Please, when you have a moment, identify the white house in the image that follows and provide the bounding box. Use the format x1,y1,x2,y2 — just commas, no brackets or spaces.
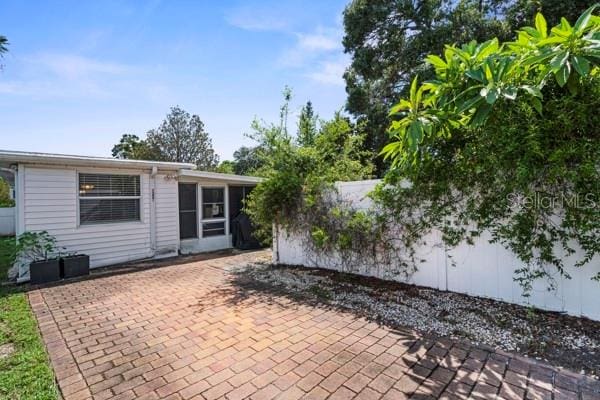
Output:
0,150,262,282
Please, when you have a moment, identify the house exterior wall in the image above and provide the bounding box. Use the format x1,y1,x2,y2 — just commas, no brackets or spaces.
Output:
12,162,257,281
20,165,155,271
154,174,179,257
276,180,600,321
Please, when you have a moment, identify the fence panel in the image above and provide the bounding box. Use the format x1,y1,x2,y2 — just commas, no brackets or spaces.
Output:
275,180,600,321
0,207,15,236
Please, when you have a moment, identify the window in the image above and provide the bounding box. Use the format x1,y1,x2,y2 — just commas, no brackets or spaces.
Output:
202,188,224,219
202,221,225,237
79,173,141,225
201,187,225,237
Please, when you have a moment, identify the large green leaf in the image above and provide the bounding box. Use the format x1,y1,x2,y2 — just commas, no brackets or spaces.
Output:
470,103,492,126
426,55,447,69
535,13,547,38
521,85,543,99
572,55,591,76
550,51,569,72
522,51,554,66
531,97,543,115
555,63,570,87
485,88,498,104
574,4,598,34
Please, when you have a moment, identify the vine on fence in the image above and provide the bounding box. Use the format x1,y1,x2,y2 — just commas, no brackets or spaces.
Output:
246,6,600,295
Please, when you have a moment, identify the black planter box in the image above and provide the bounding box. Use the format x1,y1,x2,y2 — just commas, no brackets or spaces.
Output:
61,255,90,279
29,259,61,284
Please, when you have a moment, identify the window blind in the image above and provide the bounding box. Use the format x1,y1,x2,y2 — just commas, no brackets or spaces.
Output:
79,174,141,225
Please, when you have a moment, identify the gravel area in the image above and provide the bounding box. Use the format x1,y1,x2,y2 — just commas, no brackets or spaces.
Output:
231,263,600,378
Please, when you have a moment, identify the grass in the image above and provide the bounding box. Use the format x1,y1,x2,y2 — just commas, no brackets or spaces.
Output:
0,236,15,281
0,236,58,399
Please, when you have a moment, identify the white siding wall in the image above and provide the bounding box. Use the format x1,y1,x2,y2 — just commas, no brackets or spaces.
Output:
154,175,179,256
276,180,600,321
21,165,153,271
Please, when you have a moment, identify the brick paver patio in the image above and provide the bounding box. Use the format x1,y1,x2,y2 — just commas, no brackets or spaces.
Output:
29,250,599,400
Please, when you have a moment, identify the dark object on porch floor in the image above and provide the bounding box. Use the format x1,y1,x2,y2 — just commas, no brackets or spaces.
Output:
231,212,261,250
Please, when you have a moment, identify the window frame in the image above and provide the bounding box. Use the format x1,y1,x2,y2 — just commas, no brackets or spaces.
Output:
200,185,227,238
77,171,143,227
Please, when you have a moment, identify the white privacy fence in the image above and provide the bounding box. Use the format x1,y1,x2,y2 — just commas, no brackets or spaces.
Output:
275,180,600,321
0,207,15,236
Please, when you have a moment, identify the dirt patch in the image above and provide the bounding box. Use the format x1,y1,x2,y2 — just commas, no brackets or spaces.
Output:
230,263,600,378
0,342,15,359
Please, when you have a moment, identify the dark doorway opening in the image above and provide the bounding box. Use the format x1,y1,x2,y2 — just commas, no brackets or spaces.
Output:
178,183,197,239
229,186,261,249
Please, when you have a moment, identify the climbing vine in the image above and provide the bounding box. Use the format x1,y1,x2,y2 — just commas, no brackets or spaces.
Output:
246,6,600,294
379,5,600,294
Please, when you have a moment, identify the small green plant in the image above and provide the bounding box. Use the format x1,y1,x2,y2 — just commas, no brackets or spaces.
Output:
15,231,60,263
308,284,332,300
310,227,329,249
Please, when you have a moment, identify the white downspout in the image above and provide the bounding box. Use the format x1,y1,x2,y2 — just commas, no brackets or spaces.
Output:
150,166,158,256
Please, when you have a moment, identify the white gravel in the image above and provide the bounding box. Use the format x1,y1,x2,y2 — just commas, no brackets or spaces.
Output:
237,264,600,357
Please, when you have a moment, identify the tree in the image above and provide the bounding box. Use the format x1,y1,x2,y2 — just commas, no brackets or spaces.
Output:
0,35,9,70
379,6,600,293
0,177,14,207
244,90,373,242
342,0,596,175
111,134,162,160
232,146,263,175
215,160,235,174
146,106,219,170
297,101,318,146
0,35,8,56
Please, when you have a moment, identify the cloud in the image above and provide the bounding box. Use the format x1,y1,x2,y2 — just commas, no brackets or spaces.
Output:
226,2,347,87
280,28,348,87
297,32,339,52
225,5,290,32
32,53,134,80
0,52,152,99
278,28,341,67
306,57,348,86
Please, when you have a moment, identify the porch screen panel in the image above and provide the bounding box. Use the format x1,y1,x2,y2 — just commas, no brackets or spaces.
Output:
179,183,198,239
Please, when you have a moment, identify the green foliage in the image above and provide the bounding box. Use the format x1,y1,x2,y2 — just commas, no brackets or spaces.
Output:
0,35,8,57
147,106,219,169
0,178,14,207
342,0,595,175
379,5,600,294
111,134,162,161
15,231,60,263
0,237,16,281
111,107,220,170
297,101,318,147
215,160,236,174
244,90,373,244
232,146,264,175
0,285,58,399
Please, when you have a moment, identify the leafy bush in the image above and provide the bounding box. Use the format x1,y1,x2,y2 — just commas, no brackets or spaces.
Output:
15,231,60,263
379,5,600,293
0,178,14,207
244,101,374,244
